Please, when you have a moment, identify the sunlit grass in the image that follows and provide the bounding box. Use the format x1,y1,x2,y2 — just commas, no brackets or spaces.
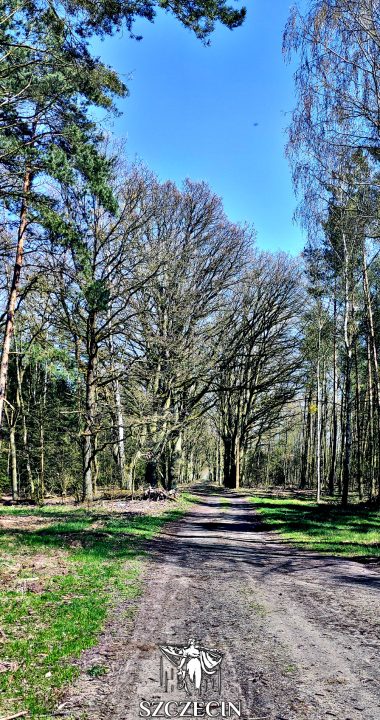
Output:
0,497,189,718
219,496,230,511
250,496,380,558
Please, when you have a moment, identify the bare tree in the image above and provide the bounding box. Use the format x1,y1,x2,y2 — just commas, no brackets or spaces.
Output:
129,179,251,488
217,253,302,489
48,165,155,500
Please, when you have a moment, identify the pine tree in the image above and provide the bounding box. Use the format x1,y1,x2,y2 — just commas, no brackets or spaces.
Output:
0,3,127,428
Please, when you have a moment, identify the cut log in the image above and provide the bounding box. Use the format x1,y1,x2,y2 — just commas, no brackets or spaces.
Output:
142,486,177,501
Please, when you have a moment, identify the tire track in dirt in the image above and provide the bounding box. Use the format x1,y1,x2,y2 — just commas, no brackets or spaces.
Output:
61,489,380,720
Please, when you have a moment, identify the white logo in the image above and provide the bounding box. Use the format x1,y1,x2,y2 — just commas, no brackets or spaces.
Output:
159,638,223,695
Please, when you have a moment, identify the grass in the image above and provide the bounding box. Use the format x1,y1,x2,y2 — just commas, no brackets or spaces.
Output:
250,496,380,559
0,497,189,719
248,601,267,618
219,496,230,510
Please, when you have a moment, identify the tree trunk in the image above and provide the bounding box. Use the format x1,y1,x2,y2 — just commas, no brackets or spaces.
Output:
265,440,271,487
300,388,312,488
342,234,353,508
362,246,380,500
145,459,158,487
0,167,33,429
166,433,182,490
38,362,48,502
235,435,240,489
9,419,18,501
354,341,363,500
366,338,375,499
108,311,129,490
321,360,329,493
342,362,352,508
223,435,237,488
316,326,322,503
15,355,34,498
112,378,128,488
83,312,97,502
328,294,338,495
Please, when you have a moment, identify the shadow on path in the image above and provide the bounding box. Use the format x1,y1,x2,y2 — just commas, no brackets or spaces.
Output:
146,487,380,591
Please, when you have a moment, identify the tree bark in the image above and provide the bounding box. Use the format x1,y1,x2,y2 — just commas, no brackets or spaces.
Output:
38,362,48,502
354,341,363,500
16,354,34,498
328,293,338,495
342,362,352,508
0,167,33,429
300,388,312,488
362,246,380,500
366,338,375,499
342,234,353,508
9,423,18,502
83,312,97,502
114,377,129,488
316,332,322,503
235,435,240,489
223,435,237,488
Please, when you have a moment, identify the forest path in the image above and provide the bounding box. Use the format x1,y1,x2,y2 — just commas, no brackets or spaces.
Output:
62,488,380,720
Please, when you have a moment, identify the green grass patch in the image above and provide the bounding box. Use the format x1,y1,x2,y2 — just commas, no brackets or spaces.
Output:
0,497,189,719
219,496,230,512
219,496,230,506
250,496,380,558
248,601,267,618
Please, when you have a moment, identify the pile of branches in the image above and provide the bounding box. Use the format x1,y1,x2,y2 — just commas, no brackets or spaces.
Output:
142,485,178,501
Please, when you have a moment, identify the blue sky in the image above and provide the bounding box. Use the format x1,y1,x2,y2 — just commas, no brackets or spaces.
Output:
93,1,305,255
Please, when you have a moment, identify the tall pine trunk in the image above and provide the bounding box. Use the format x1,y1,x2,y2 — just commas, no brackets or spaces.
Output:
0,168,33,429
342,233,353,508
316,323,322,503
328,293,338,495
300,388,312,488
362,245,380,500
83,312,97,502
354,342,362,500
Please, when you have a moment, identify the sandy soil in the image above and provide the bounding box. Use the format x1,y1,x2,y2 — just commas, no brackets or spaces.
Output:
0,496,178,517
0,498,174,595
58,489,380,720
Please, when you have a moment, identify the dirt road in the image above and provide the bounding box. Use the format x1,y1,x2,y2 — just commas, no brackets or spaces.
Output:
63,489,380,720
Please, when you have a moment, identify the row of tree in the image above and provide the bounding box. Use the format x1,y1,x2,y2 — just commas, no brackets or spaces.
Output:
0,152,301,500
0,0,261,502
255,0,380,505
2,0,380,506
0,0,304,502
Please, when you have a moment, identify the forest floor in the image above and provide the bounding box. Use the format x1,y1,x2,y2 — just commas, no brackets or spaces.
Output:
250,494,380,559
57,487,380,720
0,496,188,719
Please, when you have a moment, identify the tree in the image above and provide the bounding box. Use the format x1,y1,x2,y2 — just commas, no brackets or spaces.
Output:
129,179,250,488
284,0,380,190
0,3,129,429
268,158,380,505
300,249,334,501
0,0,247,431
284,0,380,504
46,164,154,500
217,253,302,489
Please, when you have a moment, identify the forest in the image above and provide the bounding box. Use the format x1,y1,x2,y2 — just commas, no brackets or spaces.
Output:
1,3,380,720
1,1,380,509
